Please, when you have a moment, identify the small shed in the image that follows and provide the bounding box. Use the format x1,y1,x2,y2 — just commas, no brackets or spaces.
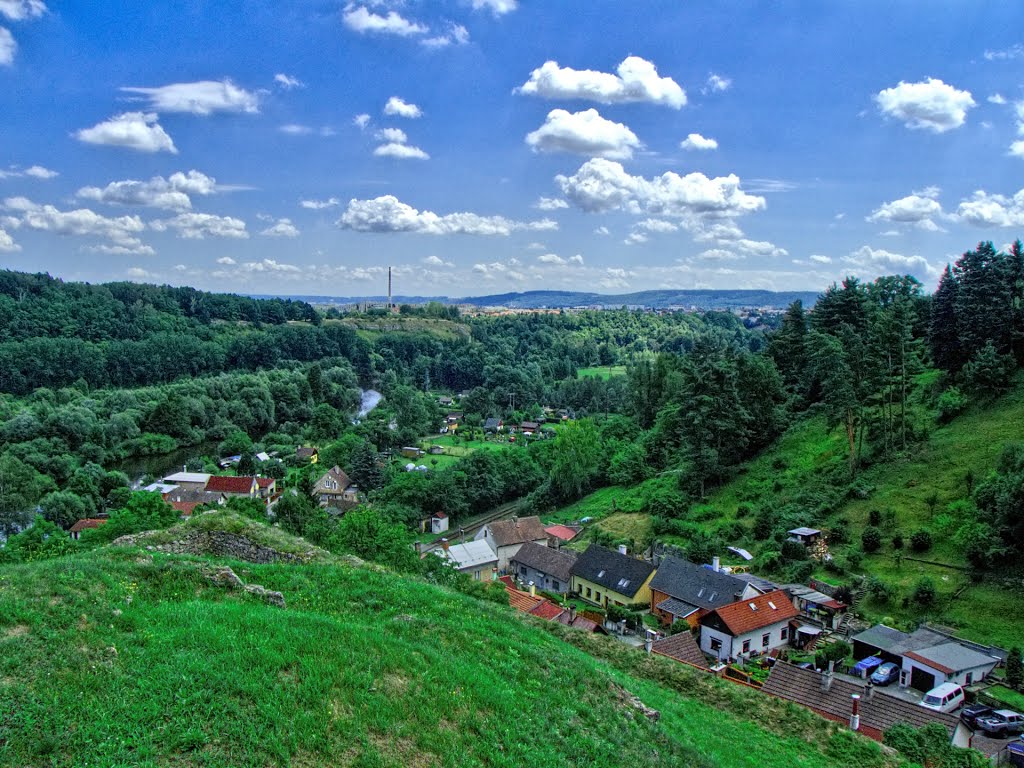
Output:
401,447,425,459
430,512,450,535
787,527,822,546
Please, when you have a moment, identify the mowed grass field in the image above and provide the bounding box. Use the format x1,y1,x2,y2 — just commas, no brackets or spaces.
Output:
0,517,903,768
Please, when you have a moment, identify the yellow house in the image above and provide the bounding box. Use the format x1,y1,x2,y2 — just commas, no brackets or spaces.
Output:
570,544,656,609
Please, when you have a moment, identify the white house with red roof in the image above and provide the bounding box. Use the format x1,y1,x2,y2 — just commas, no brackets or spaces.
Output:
698,589,799,662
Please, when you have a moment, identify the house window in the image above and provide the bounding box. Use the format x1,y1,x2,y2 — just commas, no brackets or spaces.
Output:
552,581,560,591
710,637,722,652
595,592,602,603
586,587,592,599
762,633,770,647
742,639,751,653
780,627,788,641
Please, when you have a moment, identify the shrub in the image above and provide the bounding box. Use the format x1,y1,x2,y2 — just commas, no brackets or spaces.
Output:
1008,647,1023,692
866,577,891,604
861,526,882,553
891,533,904,550
936,386,968,423
785,560,814,583
780,539,808,562
911,577,936,608
909,529,932,553
868,509,881,527
735,503,752,519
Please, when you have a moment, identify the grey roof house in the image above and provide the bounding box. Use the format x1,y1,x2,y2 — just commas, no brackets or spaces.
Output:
474,515,549,571
649,556,759,626
570,544,656,608
510,542,577,594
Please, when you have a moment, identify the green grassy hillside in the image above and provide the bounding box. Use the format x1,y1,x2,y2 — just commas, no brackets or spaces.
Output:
0,513,898,768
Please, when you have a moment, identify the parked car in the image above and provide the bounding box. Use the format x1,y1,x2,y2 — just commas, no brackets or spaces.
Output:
870,662,900,686
976,710,1024,737
960,703,994,728
919,683,965,714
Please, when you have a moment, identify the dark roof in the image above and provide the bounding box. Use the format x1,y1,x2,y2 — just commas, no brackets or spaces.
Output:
852,624,949,656
510,542,578,583
703,590,799,635
165,488,222,505
486,516,548,548
483,417,502,429
652,632,709,670
571,544,655,598
296,446,318,459
762,663,959,740
650,556,749,610
655,597,700,618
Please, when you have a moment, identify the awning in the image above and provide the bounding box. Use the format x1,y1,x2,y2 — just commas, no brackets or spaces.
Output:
853,656,884,673
796,625,823,636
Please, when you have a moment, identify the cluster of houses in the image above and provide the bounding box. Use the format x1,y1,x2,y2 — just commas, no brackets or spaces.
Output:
428,514,1008,753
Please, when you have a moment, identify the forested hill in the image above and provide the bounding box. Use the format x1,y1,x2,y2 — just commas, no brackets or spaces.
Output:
261,288,821,310
0,271,368,394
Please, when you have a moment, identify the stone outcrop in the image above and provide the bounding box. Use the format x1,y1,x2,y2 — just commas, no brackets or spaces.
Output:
611,683,660,723
201,565,286,609
111,530,312,564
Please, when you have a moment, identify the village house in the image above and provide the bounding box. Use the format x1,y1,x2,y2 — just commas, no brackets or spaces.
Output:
162,471,211,493
312,465,359,510
164,487,222,509
498,576,605,633
438,396,454,407
570,544,656,609
446,411,463,425
850,624,999,691
698,589,799,662
784,584,848,630
205,475,258,499
762,662,970,746
255,477,276,500
401,447,425,459
786,527,822,546
433,538,498,581
543,524,580,545
474,515,549,571
295,447,319,464
519,421,540,436
510,542,577,594
427,511,449,535
483,417,504,433
649,555,759,628
69,518,107,540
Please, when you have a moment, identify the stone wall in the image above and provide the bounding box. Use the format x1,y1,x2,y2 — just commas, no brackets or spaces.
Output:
112,530,310,565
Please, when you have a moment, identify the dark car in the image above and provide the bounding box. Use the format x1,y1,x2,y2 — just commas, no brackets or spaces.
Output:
977,710,1024,737
870,662,900,686
960,703,994,728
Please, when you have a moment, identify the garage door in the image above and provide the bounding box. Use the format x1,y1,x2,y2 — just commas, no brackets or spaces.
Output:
910,665,938,692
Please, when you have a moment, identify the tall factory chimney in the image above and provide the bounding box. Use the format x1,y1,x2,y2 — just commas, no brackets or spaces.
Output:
388,267,392,310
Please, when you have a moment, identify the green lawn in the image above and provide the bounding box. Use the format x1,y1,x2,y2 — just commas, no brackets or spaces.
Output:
0,515,903,768
577,365,628,380
985,684,1024,711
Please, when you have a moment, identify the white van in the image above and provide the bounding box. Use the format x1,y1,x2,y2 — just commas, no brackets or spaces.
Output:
919,683,965,713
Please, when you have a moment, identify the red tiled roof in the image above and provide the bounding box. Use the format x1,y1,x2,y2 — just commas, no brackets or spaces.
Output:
170,501,201,517
433,512,448,520
543,524,579,542
530,601,565,620
904,650,955,676
704,590,799,635
255,477,275,488
69,518,107,533
206,476,256,494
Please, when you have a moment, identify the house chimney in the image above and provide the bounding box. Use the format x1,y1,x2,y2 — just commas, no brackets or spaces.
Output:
821,661,835,692
529,581,536,597
865,681,875,700
618,544,628,556
459,527,465,543
569,606,577,623
713,556,721,572
441,538,449,551
850,694,861,731
644,637,653,654
491,567,498,581
512,515,518,527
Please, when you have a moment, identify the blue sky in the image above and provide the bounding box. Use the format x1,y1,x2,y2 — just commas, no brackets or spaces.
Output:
1,1,1023,297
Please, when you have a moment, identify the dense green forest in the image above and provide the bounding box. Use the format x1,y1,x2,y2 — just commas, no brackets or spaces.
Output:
2,241,1023,608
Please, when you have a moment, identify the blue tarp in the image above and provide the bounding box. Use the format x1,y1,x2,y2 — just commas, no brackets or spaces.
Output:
853,656,884,673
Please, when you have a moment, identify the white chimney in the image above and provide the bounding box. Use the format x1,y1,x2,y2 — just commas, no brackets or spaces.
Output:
618,544,628,556
850,694,861,731
713,556,721,572
441,538,449,551
644,637,653,654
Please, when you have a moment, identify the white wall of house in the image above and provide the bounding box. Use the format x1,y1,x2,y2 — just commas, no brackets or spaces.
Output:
700,621,792,662
900,657,997,689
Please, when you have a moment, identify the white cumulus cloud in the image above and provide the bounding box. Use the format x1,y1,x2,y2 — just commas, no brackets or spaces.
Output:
0,27,14,66
956,188,1024,227
2,196,150,252
77,170,218,211
374,142,429,159
300,197,340,210
376,127,408,143
0,164,58,179
259,218,299,237
535,197,568,210
556,158,765,221
121,79,260,116
875,77,976,132
704,73,731,93
517,56,686,109
353,113,371,129
0,1,44,20
525,108,641,160
471,0,516,14
343,5,426,36
274,73,304,90
75,112,177,154
422,23,469,48
338,195,557,236
384,96,422,118
217,256,236,265
150,212,248,239
0,226,19,251
537,253,565,264
423,255,453,267
843,245,939,280
680,133,718,151
867,190,945,230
